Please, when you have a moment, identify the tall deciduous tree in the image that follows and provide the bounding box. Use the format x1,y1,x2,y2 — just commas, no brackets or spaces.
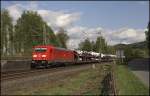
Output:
78,38,93,51
14,11,61,56
1,9,13,56
107,46,115,54
43,23,62,47
94,36,108,53
78,36,109,53
56,28,69,48
14,11,45,55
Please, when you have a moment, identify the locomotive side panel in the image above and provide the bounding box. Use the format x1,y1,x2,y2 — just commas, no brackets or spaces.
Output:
52,48,74,63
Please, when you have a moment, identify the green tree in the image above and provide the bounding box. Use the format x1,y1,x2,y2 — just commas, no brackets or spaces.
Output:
133,49,145,58
1,9,13,56
120,46,145,61
14,11,61,56
94,36,108,53
56,28,69,48
91,41,95,51
107,46,115,54
43,23,62,47
78,38,92,51
14,11,45,55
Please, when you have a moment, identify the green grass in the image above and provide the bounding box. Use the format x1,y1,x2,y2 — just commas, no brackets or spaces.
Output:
32,70,99,95
115,65,149,95
31,64,111,95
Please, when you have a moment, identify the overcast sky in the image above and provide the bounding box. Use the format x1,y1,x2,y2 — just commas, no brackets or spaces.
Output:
1,1,149,49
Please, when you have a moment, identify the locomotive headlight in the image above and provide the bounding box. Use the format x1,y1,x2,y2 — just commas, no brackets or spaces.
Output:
42,55,46,57
33,55,37,57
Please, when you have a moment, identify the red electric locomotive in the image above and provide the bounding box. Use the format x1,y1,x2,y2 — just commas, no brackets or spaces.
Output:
31,45,75,68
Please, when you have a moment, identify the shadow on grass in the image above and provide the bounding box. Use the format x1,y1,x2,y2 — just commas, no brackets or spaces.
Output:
100,73,112,95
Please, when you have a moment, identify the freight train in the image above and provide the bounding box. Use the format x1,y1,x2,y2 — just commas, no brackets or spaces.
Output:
31,45,116,68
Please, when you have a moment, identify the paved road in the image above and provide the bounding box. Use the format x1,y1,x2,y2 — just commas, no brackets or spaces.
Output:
128,58,149,87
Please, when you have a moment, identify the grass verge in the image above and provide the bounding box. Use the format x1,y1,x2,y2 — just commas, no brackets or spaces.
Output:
115,64,149,95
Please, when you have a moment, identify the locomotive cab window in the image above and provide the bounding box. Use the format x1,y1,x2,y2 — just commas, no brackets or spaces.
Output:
34,48,47,52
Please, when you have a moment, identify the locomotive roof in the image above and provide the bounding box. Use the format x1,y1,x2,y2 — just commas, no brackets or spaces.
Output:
34,45,53,48
34,45,73,52
54,47,73,52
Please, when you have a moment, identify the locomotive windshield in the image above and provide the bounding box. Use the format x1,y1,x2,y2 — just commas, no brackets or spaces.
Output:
34,48,47,52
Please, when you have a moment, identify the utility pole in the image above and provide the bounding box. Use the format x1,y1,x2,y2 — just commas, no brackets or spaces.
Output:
118,39,124,63
98,31,102,59
43,24,47,45
6,25,10,56
12,25,15,55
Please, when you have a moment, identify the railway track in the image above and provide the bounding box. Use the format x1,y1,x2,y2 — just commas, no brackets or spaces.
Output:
1,66,68,81
1,62,97,81
1,61,111,81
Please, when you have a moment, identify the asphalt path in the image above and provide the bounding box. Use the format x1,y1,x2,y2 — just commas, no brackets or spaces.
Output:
128,58,149,87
